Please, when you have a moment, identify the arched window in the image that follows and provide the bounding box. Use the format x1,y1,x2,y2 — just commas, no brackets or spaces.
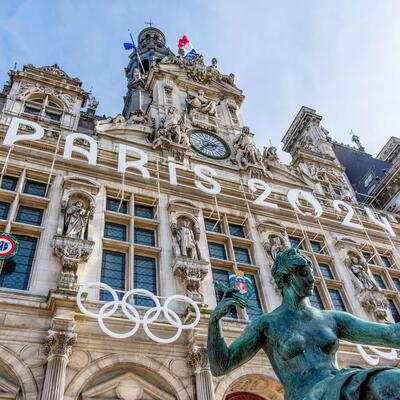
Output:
23,94,63,122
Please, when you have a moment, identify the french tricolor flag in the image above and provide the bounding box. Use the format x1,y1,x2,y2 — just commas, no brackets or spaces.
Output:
178,35,197,60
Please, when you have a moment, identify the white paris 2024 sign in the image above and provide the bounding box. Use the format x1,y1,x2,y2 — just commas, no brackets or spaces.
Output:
3,117,397,238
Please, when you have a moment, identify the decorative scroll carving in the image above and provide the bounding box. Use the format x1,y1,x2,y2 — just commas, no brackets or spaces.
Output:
17,81,75,112
43,330,77,358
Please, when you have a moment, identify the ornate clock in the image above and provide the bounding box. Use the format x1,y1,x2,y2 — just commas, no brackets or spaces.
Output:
189,130,230,159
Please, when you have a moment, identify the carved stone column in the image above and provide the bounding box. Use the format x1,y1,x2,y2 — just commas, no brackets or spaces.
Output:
41,330,77,400
188,346,215,400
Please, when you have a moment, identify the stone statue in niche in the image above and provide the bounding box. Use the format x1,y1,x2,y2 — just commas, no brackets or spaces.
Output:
187,89,217,116
346,255,378,291
232,126,262,167
64,200,91,240
172,219,202,260
265,235,287,260
262,146,280,166
345,252,388,320
208,247,400,400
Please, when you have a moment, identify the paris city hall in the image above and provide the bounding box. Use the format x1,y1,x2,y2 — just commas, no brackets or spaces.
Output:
0,26,399,400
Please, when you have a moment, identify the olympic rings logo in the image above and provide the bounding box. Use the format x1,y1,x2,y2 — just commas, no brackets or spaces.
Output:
77,282,201,344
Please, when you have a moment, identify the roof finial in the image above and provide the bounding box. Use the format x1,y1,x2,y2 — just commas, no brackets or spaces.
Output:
350,129,365,152
144,17,154,27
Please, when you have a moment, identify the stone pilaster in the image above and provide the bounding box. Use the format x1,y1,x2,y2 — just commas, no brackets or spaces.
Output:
41,330,77,400
188,345,215,400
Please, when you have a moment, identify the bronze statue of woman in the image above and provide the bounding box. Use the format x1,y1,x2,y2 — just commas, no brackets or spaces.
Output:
207,248,400,399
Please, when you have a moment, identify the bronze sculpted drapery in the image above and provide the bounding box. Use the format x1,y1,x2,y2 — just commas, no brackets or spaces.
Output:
207,248,400,400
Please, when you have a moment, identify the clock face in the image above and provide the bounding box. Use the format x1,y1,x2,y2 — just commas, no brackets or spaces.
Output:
189,131,230,159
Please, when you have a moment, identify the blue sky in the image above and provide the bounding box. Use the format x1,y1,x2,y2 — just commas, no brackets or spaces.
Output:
1,1,400,162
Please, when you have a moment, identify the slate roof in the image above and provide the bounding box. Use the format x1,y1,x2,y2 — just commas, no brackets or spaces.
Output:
332,142,392,203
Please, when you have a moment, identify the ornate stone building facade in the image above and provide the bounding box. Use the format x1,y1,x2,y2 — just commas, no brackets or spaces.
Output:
0,27,399,399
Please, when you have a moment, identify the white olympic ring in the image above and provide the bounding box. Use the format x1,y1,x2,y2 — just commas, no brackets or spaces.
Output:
77,282,201,343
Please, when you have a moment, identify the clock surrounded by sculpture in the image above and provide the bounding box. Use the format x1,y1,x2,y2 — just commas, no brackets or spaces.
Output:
189,130,230,159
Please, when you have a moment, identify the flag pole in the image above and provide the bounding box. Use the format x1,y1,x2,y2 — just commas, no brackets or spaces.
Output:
129,30,146,74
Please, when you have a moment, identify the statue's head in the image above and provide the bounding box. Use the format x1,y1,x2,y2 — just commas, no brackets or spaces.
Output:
272,247,314,298
75,201,83,208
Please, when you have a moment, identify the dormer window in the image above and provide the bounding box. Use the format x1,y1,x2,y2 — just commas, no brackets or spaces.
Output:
23,94,63,122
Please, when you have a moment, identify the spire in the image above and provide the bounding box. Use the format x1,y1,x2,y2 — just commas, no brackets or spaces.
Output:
123,26,173,118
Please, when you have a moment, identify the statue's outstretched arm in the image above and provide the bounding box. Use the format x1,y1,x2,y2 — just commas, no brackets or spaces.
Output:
332,311,400,349
207,288,266,376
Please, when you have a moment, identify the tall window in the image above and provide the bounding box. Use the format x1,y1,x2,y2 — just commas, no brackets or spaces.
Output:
24,95,63,122
319,263,334,280
1,175,18,191
204,218,222,233
328,289,347,312
24,180,47,197
228,223,245,238
0,236,37,290
16,206,43,226
288,236,303,250
100,250,125,301
0,202,10,220
208,242,227,260
381,256,393,269
106,197,128,214
134,255,157,307
388,300,400,323
104,222,127,241
134,204,154,219
310,287,325,309
134,228,155,247
234,247,251,264
245,274,262,320
212,268,237,319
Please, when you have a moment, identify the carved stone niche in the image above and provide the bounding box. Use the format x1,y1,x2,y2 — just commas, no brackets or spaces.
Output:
168,200,208,303
52,176,99,291
335,237,388,321
257,219,290,261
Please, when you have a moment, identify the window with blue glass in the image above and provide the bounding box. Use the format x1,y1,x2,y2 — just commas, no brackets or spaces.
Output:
208,242,227,260
289,236,303,250
381,256,392,269
0,202,10,220
362,252,374,264
228,223,245,238
134,255,157,307
134,228,155,247
392,278,400,292
389,299,400,323
1,175,18,191
310,287,325,309
319,263,334,280
16,206,43,226
373,274,386,289
212,268,237,318
204,218,222,233
310,240,324,254
328,289,347,312
134,204,154,219
0,235,37,290
245,274,262,320
24,180,47,197
104,222,127,241
234,247,251,264
106,197,128,214
100,250,125,301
